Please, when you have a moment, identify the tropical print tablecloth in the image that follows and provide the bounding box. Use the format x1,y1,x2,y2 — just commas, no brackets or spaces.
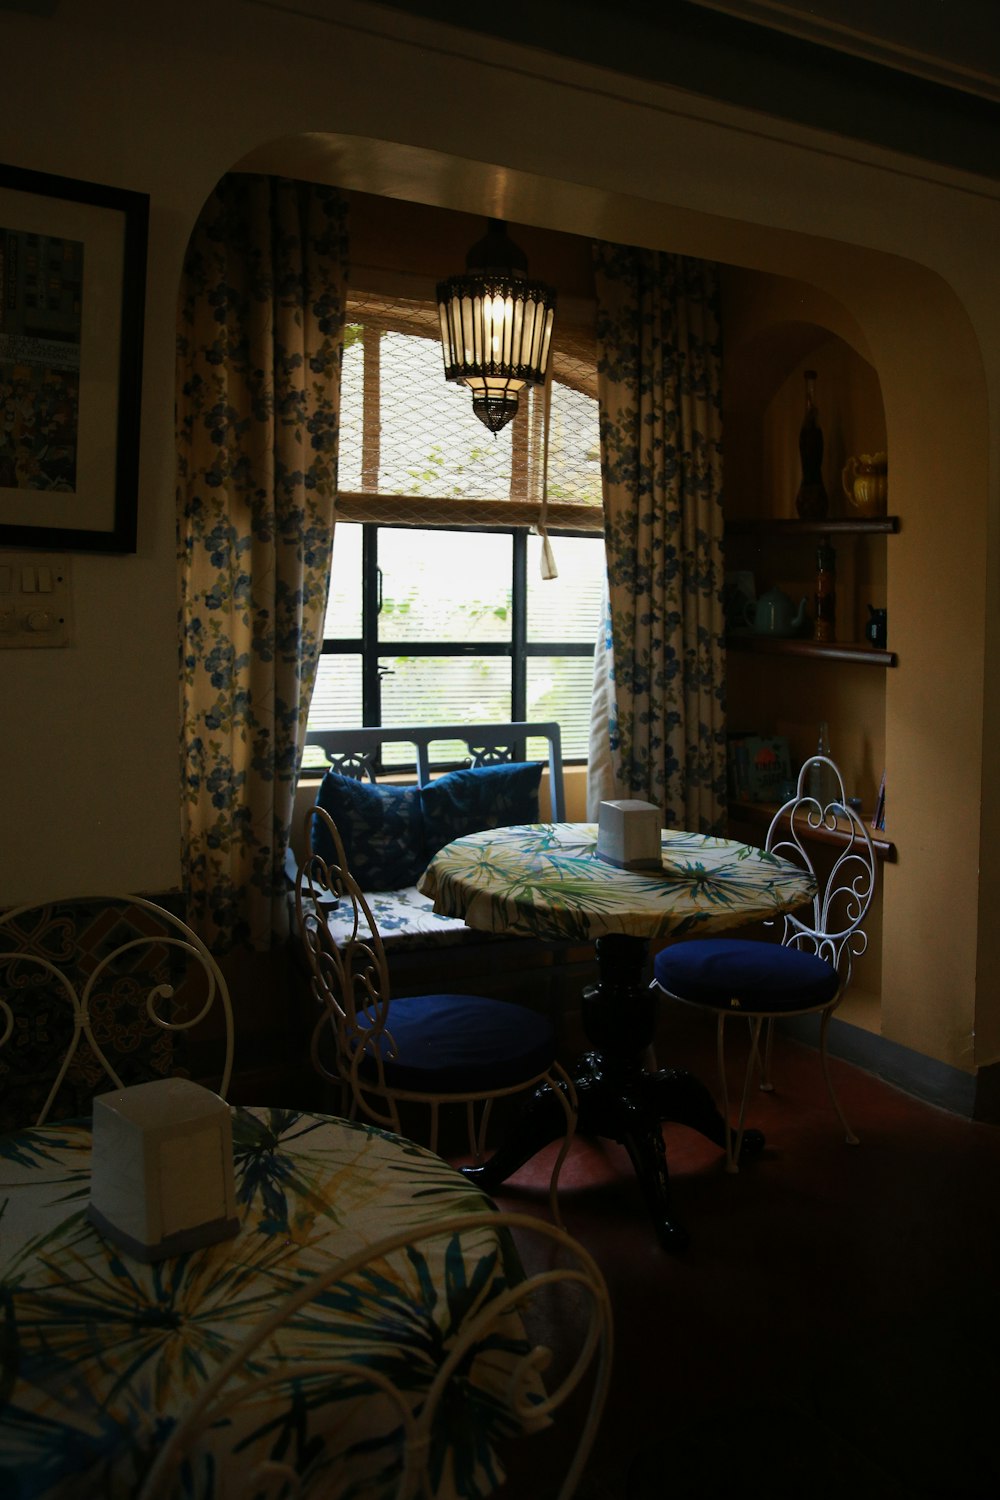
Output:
0,1108,537,1500
418,823,816,943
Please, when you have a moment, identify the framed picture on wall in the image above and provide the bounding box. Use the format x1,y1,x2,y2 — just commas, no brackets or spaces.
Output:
0,163,148,553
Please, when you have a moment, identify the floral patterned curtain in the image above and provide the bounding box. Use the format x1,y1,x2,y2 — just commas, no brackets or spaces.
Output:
587,244,726,833
177,175,348,952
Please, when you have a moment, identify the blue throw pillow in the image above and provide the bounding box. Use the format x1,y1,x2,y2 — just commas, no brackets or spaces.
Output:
312,773,428,890
421,761,543,857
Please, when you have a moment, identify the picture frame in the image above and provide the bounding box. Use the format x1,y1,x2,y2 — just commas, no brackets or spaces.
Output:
0,163,148,553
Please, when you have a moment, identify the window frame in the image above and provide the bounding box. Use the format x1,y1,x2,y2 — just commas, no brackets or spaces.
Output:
317,519,602,762
310,288,605,771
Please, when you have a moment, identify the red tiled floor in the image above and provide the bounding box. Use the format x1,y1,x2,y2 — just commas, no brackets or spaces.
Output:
449,1002,1000,1498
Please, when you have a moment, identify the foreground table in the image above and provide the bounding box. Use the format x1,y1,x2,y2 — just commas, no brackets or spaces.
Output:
0,1107,546,1500
418,822,816,1250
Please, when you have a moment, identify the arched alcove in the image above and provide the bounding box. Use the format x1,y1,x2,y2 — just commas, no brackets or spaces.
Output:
214,128,992,1075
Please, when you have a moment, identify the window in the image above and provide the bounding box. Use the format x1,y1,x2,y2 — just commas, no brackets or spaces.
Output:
304,292,605,770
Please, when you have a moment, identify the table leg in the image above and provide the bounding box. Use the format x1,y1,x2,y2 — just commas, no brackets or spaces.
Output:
464,932,763,1250
462,1046,686,1249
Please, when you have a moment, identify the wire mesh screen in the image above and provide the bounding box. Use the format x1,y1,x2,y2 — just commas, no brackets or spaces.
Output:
337,292,602,510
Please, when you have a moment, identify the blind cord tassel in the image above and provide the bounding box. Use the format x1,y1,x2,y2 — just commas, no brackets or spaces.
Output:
533,363,558,580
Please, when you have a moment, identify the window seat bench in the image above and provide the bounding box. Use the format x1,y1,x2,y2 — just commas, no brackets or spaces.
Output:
288,721,595,1019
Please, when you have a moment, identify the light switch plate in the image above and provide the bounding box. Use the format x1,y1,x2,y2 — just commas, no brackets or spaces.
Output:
0,551,72,648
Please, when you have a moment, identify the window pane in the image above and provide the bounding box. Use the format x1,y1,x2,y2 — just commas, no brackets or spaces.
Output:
324,521,362,637
302,656,363,768
379,656,512,766
527,534,605,644
527,656,595,761
378,530,513,643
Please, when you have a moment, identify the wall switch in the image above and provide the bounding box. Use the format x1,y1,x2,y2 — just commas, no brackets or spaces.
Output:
0,552,73,648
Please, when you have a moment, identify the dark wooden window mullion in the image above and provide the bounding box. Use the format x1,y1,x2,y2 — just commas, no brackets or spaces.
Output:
511,530,527,722
362,525,381,724
359,323,383,725
377,641,511,656
524,642,594,656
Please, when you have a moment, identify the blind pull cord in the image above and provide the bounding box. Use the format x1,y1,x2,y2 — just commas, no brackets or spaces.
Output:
533,364,558,580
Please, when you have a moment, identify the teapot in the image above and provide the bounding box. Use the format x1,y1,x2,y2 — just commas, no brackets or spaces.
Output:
842,452,887,516
748,586,808,638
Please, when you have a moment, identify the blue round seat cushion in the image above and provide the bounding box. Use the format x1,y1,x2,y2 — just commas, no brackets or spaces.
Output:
653,937,839,1013
355,993,558,1093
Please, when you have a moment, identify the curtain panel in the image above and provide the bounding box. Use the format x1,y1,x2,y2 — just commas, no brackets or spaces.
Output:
177,175,348,952
588,245,727,833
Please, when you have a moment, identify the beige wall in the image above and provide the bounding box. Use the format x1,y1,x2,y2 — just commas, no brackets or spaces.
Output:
2,0,999,1074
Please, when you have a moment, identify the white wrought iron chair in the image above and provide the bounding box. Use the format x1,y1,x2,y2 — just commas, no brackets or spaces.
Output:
295,805,577,1222
0,894,233,1129
137,1209,612,1500
651,756,877,1171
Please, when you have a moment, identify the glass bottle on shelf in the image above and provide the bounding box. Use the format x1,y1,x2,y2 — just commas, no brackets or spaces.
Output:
807,721,838,808
814,535,836,642
795,369,829,520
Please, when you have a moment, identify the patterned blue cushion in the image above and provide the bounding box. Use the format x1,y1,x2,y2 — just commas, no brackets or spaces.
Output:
313,774,428,889
653,937,840,1012
421,762,543,857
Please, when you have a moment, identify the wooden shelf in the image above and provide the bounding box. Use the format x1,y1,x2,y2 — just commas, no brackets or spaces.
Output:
726,633,896,667
725,515,900,538
728,799,896,862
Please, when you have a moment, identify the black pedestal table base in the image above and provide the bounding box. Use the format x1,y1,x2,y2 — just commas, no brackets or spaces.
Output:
462,932,764,1251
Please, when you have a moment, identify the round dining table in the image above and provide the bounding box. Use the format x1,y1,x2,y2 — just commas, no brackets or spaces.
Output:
0,1106,543,1500
418,822,817,1251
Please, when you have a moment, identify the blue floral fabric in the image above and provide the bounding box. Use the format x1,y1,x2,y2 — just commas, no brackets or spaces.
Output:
588,244,727,834
421,762,543,857
177,175,349,952
313,773,428,889
312,762,543,891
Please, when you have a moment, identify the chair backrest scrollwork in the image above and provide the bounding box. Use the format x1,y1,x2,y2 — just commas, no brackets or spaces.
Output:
766,755,878,987
296,806,401,1129
136,1210,612,1500
0,895,233,1131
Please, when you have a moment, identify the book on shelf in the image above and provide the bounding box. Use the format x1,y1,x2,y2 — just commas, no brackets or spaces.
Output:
872,768,886,831
727,734,792,804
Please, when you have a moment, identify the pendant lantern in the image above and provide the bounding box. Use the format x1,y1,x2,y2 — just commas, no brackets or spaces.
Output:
436,218,556,434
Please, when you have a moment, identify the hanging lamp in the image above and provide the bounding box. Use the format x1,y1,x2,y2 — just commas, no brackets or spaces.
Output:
436,218,556,434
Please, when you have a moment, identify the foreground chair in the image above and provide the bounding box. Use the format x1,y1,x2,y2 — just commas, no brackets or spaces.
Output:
0,894,233,1129
137,1209,612,1500
651,755,877,1171
296,805,577,1221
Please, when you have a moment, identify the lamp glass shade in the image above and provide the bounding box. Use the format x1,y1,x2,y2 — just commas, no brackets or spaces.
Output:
437,266,556,433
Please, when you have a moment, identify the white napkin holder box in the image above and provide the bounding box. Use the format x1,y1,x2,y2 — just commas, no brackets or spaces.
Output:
596,799,663,871
88,1077,239,1262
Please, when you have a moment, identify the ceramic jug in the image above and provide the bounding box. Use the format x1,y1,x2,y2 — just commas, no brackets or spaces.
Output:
749,587,808,638
842,452,887,516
